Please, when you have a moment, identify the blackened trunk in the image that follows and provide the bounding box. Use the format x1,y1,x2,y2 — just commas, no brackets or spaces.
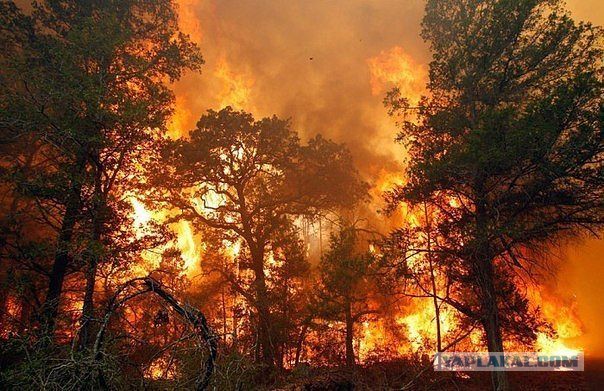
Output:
345,300,355,367
479,257,509,391
221,286,227,343
42,194,80,336
294,323,309,366
424,202,442,352
42,155,85,336
78,162,104,350
232,292,239,351
484,313,509,391
256,297,275,368
475,184,509,391
252,248,275,369
78,253,98,349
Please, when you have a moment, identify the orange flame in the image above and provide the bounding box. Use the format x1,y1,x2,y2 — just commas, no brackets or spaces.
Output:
214,56,255,110
367,46,427,105
145,356,177,380
530,286,583,356
129,197,202,277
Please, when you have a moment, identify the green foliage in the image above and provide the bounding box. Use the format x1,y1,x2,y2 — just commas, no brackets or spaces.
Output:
313,223,380,365
385,0,603,352
0,336,124,390
0,0,203,333
316,225,375,318
148,106,367,366
208,351,271,391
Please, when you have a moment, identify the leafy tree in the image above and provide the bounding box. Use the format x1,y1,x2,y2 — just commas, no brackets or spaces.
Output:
149,107,367,369
314,223,379,367
386,1,603,389
0,0,202,339
263,222,311,367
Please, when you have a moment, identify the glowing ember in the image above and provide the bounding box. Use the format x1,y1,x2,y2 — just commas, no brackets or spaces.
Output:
145,356,177,380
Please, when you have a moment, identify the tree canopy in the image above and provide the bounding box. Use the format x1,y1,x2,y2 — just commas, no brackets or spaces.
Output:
386,1,603,389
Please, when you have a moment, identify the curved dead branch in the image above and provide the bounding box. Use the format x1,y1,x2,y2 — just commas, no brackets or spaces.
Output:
93,276,217,390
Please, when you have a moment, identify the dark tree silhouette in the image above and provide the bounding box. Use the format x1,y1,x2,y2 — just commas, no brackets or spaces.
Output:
148,107,367,369
314,222,379,367
0,0,202,339
386,1,603,389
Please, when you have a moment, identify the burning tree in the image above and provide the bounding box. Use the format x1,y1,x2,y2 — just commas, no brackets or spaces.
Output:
0,0,202,340
148,107,367,370
385,0,603,390
313,222,380,367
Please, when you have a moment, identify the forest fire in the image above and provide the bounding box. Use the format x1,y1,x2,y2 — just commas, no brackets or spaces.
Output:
531,288,583,357
214,57,255,112
367,46,427,105
1,0,602,390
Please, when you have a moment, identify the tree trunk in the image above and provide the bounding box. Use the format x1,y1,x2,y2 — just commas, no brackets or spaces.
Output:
232,292,239,351
251,248,275,369
424,202,442,352
42,154,85,336
79,162,104,350
294,323,309,366
479,258,509,391
344,300,355,367
78,249,99,349
475,185,509,391
221,286,227,343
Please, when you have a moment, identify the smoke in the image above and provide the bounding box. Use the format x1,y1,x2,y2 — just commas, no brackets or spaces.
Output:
168,0,604,356
548,0,604,358
553,238,604,357
170,0,428,178
169,0,602,177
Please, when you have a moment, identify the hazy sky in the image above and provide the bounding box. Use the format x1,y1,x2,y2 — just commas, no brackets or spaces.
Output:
171,0,602,175
170,0,604,355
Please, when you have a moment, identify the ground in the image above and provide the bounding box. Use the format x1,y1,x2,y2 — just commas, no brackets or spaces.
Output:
259,358,604,390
